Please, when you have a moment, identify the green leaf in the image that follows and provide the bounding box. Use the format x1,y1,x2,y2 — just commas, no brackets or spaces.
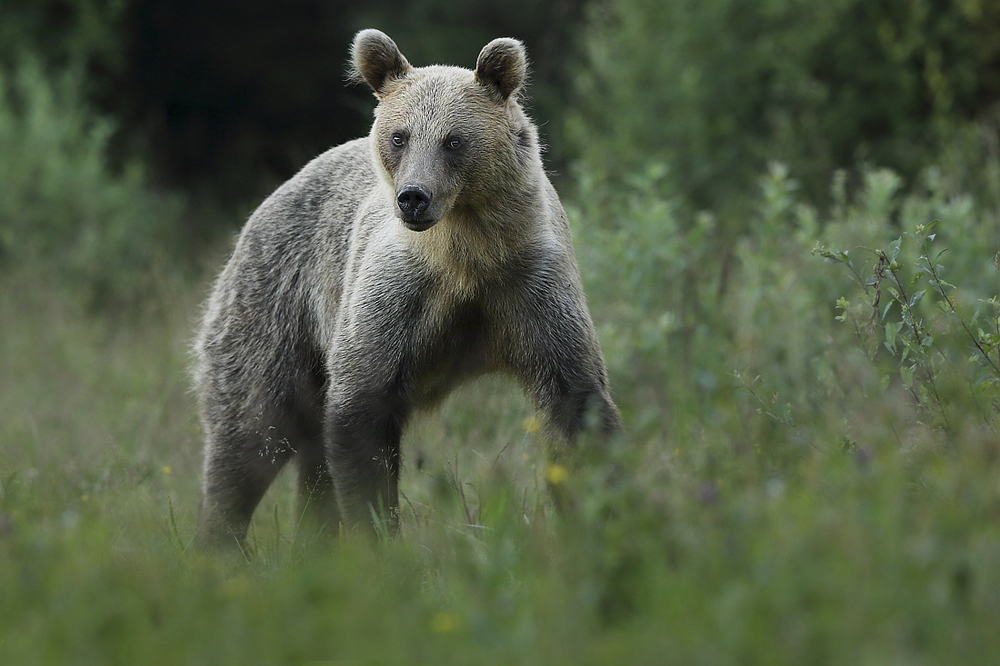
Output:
814,248,839,263
880,374,892,392
882,300,894,320
884,321,902,352
900,365,914,390
889,237,902,262
909,290,926,309
781,403,795,427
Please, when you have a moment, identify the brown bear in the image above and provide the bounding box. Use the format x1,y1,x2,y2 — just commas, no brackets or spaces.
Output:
193,29,620,548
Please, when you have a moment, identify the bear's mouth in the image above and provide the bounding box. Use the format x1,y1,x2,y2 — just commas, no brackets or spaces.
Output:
401,217,438,232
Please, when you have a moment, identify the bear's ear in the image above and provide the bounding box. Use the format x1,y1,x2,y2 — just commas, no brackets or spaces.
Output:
351,29,412,98
474,38,527,103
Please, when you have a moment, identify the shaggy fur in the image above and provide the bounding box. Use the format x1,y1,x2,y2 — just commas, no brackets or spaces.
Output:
193,30,620,548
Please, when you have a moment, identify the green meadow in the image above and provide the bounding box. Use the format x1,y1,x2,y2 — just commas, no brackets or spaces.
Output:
3,0,1000,662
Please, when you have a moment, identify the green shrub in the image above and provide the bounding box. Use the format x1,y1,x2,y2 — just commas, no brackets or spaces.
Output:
573,150,1000,453
818,221,1000,433
0,59,183,307
567,0,1000,215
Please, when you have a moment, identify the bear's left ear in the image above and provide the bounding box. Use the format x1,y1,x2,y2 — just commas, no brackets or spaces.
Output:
475,38,527,103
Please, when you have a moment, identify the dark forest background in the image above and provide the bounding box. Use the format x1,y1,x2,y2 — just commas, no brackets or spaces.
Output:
0,0,586,202
5,0,1000,207
3,0,1000,282
3,0,1000,300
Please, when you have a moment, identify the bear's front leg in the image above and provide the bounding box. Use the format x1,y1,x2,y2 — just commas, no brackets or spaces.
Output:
500,273,622,446
324,389,408,537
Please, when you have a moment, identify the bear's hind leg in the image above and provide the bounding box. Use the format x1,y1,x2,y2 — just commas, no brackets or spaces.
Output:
196,431,295,551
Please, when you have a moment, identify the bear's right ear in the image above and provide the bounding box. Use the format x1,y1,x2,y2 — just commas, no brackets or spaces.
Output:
351,29,412,98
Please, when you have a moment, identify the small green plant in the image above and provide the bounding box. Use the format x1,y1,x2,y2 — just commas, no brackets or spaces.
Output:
816,220,1000,431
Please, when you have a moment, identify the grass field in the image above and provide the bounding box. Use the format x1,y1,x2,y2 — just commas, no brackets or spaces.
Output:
2,163,1000,663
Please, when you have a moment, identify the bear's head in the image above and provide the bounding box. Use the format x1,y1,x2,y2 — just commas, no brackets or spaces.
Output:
351,29,538,232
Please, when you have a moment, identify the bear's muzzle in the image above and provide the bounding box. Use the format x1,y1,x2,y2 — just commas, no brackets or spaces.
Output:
396,185,437,231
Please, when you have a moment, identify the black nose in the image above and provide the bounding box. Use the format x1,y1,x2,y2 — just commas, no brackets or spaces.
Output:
396,185,432,217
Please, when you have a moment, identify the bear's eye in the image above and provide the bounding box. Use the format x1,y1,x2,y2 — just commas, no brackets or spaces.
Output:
444,137,463,150
391,133,407,148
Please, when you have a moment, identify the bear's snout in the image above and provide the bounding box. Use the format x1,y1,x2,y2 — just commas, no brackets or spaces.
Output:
396,185,435,230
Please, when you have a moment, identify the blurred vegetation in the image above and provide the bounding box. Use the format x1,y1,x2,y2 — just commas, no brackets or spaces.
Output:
2,0,1000,662
0,59,183,307
0,0,585,201
569,0,1000,214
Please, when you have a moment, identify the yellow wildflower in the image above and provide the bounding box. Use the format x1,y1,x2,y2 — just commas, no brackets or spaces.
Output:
545,463,569,485
431,611,459,633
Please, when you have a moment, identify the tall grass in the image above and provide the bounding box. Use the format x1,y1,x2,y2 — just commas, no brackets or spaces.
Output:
3,163,1000,662
2,61,1000,664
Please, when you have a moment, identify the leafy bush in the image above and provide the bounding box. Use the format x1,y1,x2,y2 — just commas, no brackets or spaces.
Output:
0,59,183,307
572,148,1000,454
567,0,1000,214
818,221,1000,432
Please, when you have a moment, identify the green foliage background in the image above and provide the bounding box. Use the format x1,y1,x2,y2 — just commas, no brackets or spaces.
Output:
2,0,1000,662
571,0,1000,212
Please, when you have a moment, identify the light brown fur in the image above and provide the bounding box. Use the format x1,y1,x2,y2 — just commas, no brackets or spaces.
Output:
193,30,620,548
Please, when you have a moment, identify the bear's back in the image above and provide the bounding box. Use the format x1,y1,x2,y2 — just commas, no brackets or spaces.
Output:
246,137,377,242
